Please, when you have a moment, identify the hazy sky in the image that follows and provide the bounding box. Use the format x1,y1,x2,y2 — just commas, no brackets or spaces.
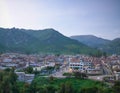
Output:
0,0,120,40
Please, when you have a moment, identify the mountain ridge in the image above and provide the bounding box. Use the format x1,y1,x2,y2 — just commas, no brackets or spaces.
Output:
0,27,97,54
70,35,111,48
70,35,120,54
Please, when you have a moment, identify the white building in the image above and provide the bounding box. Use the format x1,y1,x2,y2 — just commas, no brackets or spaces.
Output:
69,61,94,73
114,71,120,80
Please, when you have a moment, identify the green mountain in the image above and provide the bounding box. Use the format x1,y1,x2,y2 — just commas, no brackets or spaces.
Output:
71,35,120,54
103,38,120,54
70,35,110,48
0,27,97,54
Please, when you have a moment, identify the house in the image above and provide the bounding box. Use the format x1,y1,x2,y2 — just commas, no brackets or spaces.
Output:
25,74,35,83
69,61,95,73
15,72,35,83
114,71,120,80
15,72,25,81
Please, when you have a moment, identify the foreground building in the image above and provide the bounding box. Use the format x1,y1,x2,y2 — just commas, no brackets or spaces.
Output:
15,72,35,83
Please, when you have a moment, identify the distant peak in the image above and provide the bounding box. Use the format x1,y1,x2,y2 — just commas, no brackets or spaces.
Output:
44,28,55,30
71,35,97,37
43,28,58,32
113,38,120,41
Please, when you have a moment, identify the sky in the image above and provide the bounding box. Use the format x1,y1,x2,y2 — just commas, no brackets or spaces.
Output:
0,0,120,40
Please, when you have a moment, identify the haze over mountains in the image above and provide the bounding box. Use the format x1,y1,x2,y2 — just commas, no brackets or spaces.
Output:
0,27,97,54
70,35,120,54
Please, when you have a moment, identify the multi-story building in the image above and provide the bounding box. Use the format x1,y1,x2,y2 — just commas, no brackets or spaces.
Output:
69,60,95,73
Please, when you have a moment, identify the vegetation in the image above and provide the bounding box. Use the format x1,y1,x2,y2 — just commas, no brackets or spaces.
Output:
71,35,120,54
0,68,19,93
40,66,55,75
24,67,34,74
0,27,98,54
112,81,120,93
89,50,107,57
70,35,110,48
74,72,88,79
29,76,111,93
104,38,120,55
0,68,120,93
63,72,73,77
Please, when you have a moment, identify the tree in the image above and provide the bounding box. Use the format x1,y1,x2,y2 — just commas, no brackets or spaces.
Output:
65,82,74,93
9,71,19,93
49,75,54,82
22,83,30,93
58,82,74,93
0,69,19,93
0,72,3,82
28,82,37,93
59,83,65,93
9,71,18,84
74,72,88,79
1,76,11,93
45,85,56,93
4,68,11,72
80,87,99,93
103,52,107,58
25,67,33,74
112,81,120,93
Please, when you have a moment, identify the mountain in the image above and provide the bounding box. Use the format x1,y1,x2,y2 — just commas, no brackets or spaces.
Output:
70,35,120,54
70,35,110,48
0,28,97,54
103,38,120,54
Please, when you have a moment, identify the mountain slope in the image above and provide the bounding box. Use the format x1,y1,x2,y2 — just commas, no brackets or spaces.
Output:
103,38,120,54
70,35,120,54
70,35,110,48
0,28,97,54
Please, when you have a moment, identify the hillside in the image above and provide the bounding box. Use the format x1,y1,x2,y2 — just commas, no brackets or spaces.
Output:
71,35,120,54
0,28,97,54
103,38,120,54
70,35,110,48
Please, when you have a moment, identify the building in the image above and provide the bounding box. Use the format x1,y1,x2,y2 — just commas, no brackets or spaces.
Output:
15,72,35,83
15,72,25,81
69,61,95,73
114,71,120,80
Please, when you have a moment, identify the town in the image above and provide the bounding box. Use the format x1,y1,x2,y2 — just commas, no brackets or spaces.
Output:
0,53,120,83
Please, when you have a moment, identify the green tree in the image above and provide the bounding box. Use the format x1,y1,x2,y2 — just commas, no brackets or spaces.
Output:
0,69,19,93
1,76,11,93
45,85,56,93
0,72,3,82
25,67,33,74
112,81,120,93
59,83,65,93
65,82,74,93
80,87,99,93
4,68,11,72
49,75,54,83
22,83,30,93
9,71,18,84
74,72,87,79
